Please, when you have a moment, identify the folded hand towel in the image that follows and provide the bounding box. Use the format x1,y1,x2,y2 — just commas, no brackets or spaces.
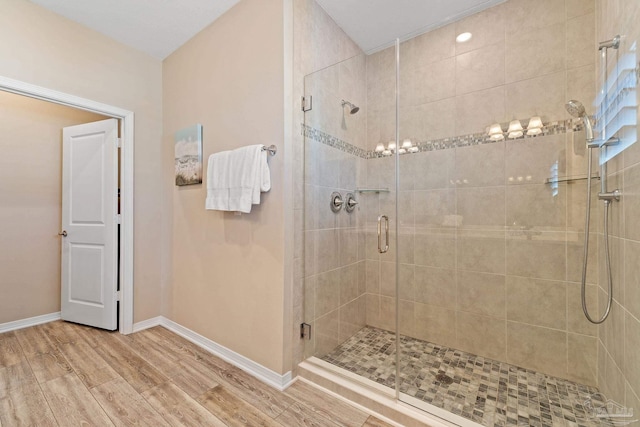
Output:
205,150,231,211
205,144,271,213
253,148,271,204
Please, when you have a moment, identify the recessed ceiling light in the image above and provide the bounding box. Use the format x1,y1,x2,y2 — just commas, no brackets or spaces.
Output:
456,32,472,43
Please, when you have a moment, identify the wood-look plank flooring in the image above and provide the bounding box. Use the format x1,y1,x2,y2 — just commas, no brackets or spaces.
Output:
0,321,395,427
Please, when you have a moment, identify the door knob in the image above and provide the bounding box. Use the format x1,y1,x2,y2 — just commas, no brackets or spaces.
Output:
58,230,67,237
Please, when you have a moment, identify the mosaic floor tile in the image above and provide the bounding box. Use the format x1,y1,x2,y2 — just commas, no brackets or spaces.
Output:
322,327,610,427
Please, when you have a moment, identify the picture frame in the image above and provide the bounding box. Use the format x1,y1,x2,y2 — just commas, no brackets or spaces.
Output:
174,124,203,186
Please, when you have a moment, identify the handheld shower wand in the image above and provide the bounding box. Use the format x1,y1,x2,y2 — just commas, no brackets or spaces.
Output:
565,100,594,143
566,99,616,324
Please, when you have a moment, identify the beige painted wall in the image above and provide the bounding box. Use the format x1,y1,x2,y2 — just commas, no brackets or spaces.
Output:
163,0,287,374
0,0,164,323
0,91,106,323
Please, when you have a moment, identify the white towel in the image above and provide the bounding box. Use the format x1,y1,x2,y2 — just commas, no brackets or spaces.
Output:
254,148,271,203
227,145,258,213
205,150,231,211
205,144,271,213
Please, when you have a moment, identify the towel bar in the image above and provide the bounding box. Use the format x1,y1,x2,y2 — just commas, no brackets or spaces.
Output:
262,145,277,156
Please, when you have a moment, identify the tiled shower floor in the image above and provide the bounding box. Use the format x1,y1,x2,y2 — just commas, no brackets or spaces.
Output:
322,327,608,427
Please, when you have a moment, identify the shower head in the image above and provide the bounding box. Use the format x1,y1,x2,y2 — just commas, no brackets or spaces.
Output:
341,100,360,115
565,100,586,117
565,100,594,142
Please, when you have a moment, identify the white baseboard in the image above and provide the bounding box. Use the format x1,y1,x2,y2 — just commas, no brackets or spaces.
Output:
0,312,61,334
132,316,163,332
132,316,294,391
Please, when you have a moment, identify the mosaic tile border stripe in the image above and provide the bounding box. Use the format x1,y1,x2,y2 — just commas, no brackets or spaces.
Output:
302,124,369,158
302,118,588,160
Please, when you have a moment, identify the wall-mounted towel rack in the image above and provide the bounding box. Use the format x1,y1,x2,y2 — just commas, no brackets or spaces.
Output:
262,145,277,156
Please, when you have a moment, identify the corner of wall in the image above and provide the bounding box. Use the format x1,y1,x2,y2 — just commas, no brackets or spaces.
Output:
163,0,288,375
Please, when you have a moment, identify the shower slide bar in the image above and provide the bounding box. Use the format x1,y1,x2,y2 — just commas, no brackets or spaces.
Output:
570,34,623,324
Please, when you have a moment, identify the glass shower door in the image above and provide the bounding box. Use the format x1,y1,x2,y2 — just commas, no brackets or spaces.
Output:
395,3,608,426
301,48,400,394
301,52,381,359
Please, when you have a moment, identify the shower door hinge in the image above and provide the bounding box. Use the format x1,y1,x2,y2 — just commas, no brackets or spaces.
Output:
116,138,121,148
300,323,311,340
301,95,312,112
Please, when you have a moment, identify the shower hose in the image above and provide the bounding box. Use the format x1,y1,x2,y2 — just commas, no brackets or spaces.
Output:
582,146,613,324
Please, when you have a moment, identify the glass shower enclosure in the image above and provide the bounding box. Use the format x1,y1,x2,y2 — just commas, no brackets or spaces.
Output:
301,4,625,424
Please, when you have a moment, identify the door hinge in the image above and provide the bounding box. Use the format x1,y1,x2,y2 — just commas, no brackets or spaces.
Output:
116,290,122,301
300,323,311,340
116,138,121,148
116,214,122,224
301,95,312,112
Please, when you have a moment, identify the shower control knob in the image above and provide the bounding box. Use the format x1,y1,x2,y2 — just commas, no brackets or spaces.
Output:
330,192,344,213
345,193,358,213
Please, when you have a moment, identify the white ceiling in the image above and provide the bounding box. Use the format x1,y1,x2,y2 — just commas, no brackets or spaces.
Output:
29,0,505,59
28,0,240,60
315,0,506,53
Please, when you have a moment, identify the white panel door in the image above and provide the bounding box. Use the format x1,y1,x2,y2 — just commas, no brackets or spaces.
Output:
61,119,118,330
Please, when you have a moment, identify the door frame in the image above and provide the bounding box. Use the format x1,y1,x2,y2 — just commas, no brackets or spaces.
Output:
0,75,135,334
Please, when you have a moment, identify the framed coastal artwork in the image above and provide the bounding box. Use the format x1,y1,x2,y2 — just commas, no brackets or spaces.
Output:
174,124,203,186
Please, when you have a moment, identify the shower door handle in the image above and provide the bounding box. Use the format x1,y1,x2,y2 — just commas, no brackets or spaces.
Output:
377,215,389,253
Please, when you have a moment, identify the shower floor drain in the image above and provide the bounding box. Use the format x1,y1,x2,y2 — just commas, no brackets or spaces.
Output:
435,373,454,385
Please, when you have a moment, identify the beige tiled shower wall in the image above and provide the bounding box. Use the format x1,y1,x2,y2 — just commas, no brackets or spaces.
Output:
595,0,640,413
364,0,601,385
292,0,363,371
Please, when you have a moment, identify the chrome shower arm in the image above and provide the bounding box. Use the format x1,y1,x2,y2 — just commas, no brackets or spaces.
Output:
599,35,620,50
